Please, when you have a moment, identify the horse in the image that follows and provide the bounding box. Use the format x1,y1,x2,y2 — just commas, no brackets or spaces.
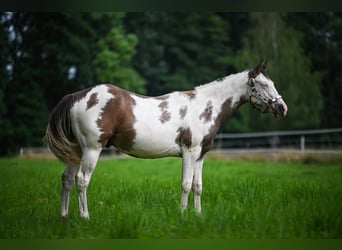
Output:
45,60,287,219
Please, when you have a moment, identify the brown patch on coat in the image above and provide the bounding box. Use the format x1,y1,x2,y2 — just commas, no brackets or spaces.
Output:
155,95,170,100
199,100,213,123
175,127,192,148
86,93,99,110
158,101,168,109
158,101,171,123
179,106,188,120
160,111,171,123
96,85,136,153
181,90,196,100
198,97,246,160
68,86,94,105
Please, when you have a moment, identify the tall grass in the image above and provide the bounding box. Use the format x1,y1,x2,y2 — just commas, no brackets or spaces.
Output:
0,157,341,238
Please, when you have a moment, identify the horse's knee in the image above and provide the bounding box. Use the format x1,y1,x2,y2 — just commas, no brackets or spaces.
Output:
182,181,192,193
75,148,100,189
76,172,91,190
62,171,75,190
193,182,202,196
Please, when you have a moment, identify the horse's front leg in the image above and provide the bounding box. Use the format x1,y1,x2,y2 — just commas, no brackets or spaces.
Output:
180,148,202,212
192,158,204,214
180,150,194,212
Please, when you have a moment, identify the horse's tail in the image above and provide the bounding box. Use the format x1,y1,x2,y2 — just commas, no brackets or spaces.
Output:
45,95,82,166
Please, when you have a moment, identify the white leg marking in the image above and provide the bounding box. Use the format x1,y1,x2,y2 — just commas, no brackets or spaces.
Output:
193,159,203,214
76,148,101,219
180,148,202,212
180,151,194,212
61,165,78,218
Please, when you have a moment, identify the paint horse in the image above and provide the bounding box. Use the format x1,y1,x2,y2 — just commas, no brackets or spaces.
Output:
45,60,287,219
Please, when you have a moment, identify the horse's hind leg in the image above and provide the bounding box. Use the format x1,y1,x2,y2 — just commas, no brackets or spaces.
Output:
76,147,101,219
61,165,78,218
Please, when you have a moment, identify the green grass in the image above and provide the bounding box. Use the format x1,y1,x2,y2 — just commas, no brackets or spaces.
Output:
0,157,341,238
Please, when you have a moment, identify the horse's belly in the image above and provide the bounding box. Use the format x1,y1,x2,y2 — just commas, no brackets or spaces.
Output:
126,132,181,158
127,144,180,158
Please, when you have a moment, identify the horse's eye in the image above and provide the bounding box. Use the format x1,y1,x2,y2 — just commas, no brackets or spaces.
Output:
260,83,268,89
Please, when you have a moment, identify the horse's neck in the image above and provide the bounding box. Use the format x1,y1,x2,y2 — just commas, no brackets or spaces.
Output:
195,71,249,110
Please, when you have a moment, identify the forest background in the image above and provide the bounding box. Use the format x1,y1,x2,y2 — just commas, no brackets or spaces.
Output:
0,12,341,155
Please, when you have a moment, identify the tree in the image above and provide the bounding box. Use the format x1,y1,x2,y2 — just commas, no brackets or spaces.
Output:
0,12,144,155
0,13,11,155
125,12,234,96
163,13,233,91
94,14,145,94
286,13,342,129
0,13,49,154
228,12,323,132
124,12,170,96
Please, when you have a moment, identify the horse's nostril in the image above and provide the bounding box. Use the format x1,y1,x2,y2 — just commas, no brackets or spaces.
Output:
274,103,286,116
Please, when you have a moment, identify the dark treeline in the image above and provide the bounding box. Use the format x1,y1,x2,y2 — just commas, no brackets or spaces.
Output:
0,12,341,155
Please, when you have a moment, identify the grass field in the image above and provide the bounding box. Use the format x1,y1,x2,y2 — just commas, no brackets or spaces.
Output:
0,156,341,238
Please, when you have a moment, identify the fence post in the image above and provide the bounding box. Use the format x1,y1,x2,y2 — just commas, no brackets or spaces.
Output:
300,135,305,152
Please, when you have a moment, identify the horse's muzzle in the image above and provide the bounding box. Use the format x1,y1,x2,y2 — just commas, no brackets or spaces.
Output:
272,99,287,118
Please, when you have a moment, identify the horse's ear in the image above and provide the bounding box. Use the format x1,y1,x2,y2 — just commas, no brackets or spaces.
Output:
260,59,267,71
248,59,268,78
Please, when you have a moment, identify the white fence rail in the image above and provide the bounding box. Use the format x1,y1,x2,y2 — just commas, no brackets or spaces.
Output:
214,128,342,152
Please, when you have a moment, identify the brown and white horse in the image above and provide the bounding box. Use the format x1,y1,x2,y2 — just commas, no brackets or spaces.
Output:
45,60,287,219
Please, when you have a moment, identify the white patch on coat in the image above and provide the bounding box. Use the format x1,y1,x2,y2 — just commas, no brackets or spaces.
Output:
130,93,186,157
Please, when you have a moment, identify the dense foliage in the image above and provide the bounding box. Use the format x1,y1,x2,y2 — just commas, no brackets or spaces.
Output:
0,12,341,155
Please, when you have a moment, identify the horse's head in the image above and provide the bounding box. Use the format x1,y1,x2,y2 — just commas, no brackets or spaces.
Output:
247,60,287,118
